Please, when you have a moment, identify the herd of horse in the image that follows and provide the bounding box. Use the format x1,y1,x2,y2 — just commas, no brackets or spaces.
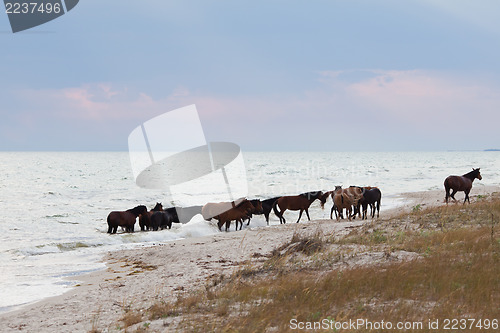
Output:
106,168,482,233
106,186,382,233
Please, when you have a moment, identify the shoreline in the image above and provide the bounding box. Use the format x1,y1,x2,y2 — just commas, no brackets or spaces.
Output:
1,185,499,332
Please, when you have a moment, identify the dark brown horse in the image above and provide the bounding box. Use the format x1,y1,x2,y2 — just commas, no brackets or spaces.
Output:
444,168,482,204
273,191,326,224
241,199,265,229
107,205,147,234
139,203,163,231
360,187,382,219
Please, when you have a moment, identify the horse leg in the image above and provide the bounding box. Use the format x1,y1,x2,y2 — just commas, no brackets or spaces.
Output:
376,200,380,218
450,190,458,202
296,209,304,223
264,211,270,225
305,209,311,221
347,207,352,221
330,205,335,219
350,205,357,220
464,190,471,204
280,208,287,224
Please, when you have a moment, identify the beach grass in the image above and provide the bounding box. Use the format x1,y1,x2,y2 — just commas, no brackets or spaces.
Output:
138,196,500,332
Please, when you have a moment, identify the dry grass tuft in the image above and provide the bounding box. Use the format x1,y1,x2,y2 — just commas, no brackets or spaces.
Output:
120,310,143,328
271,231,327,257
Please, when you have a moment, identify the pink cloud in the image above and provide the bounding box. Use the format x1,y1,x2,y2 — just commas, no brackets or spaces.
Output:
316,70,500,130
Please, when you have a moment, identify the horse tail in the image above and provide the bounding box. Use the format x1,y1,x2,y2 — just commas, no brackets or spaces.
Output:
376,197,381,217
272,200,281,218
444,177,451,202
106,215,112,233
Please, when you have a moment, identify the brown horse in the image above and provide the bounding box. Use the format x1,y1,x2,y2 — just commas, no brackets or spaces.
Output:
215,199,255,231
273,191,326,224
139,202,163,231
444,168,482,204
331,187,363,221
107,205,147,234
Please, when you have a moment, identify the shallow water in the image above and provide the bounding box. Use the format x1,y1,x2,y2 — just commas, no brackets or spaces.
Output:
0,151,498,312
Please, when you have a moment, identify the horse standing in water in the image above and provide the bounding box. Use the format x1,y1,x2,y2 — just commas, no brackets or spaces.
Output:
273,191,326,224
139,202,163,231
444,168,482,204
107,205,147,234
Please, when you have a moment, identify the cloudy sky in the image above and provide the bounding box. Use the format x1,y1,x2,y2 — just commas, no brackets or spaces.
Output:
1,0,499,151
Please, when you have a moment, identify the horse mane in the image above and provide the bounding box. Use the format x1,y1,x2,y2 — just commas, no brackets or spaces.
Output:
235,199,249,208
299,191,321,199
128,205,147,216
462,168,480,179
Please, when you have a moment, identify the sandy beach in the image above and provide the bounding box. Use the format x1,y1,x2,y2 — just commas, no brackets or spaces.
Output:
1,185,498,333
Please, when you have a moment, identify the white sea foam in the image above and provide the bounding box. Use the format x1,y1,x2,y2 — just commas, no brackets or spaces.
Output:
0,151,499,313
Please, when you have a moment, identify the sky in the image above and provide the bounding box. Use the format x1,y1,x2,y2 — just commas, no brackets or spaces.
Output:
1,0,500,151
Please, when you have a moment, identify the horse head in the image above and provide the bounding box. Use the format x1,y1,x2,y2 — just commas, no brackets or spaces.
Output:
319,191,332,209
252,200,264,214
133,205,148,216
473,168,482,180
152,202,163,211
312,191,327,208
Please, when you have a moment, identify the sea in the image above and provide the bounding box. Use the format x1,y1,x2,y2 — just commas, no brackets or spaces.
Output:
0,151,499,313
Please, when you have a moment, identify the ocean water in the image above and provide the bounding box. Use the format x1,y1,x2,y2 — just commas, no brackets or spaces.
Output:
0,151,499,313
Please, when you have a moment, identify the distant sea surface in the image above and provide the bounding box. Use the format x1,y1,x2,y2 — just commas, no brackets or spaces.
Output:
0,151,499,313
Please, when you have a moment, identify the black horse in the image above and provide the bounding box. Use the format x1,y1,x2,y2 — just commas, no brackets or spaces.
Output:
360,187,382,219
245,197,280,226
150,209,176,231
444,168,482,204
